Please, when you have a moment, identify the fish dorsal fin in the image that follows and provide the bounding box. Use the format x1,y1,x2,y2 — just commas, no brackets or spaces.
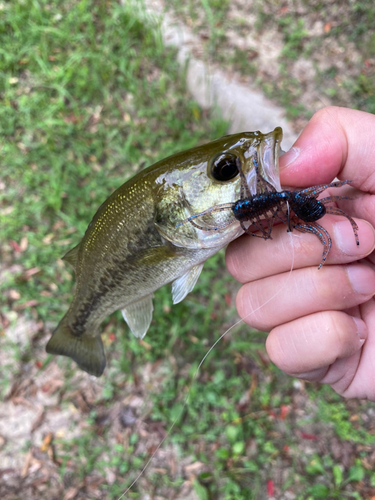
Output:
172,263,204,304
62,243,80,269
121,294,154,339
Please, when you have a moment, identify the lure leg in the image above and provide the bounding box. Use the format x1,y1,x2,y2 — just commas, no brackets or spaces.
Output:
263,213,276,238
292,221,332,269
319,195,351,204
188,216,238,232
300,180,351,198
237,157,252,200
298,184,333,197
325,206,359,245
241,219,274,240
257,175,277,194
176,203,235,228
253,152,277,195
241,208,278,240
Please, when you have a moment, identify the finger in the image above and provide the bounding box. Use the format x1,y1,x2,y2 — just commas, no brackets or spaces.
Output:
318,351,363,396
236,263,375,331
279,107,375,191
265,311,367,378
340,189,375,229
333,298,375,400
226,218,375,283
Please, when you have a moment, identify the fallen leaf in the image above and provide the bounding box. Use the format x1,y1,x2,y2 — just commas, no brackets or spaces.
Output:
20,236,28,251
324,22,332,33
280,404,289,420
9,289,21,300
0,204,14,217
12,396,34,408
139,339,151,350
63,487,79,500
10,240,21,252
267,479,274,497
189,334,199,344
52,220,65,231
31,411,45,433
43,233,54,244
40,432,53,452
19,267,41,280
56,238,73,246
249,372,258,395
29,475,49,488
21,450,33,477
185,462,205,473
15,299,39,310
300,432,318,440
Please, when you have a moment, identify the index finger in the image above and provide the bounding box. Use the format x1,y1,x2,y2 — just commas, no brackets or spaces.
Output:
280,107,375,191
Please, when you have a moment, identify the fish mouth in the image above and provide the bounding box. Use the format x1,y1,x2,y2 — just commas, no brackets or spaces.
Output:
244,127,283,196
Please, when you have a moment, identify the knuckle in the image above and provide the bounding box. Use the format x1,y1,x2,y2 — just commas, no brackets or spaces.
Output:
311,106,340,126
225,241,248,282
225,249,240,281
310,267,349,305
318,311,355,356
265,311,358,375
235,285,264,328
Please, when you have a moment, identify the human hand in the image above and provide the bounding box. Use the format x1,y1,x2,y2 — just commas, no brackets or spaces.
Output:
226,107,375,400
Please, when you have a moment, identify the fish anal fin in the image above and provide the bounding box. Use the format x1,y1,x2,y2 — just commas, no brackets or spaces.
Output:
122,294,154,339
172,263,204,304
46,318,106,377
62,244,80,270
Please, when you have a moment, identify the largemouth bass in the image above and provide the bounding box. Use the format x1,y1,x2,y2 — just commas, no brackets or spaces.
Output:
46,128,283,376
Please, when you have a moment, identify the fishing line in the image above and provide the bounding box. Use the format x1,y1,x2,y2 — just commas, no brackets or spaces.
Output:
117,229,296,499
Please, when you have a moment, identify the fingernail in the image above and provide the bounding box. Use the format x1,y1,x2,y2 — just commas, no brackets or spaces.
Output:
351,316,367,344
333,221,360,255
280,147,300,168
346,264,375,296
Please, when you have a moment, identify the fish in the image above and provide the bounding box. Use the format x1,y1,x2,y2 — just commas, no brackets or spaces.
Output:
46,128,283,376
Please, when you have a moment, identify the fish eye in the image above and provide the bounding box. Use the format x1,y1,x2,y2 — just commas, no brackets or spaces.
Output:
210,153,239,182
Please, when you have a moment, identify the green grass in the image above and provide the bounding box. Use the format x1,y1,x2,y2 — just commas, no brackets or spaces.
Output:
1,1,375,499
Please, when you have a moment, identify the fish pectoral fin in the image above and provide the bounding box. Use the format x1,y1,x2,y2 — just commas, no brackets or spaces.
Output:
122,294,154,339
172,263,204,304
62,243,80,270
46,318,106,377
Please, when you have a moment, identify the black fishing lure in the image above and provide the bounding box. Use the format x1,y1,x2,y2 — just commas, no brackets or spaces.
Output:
177,154,359,268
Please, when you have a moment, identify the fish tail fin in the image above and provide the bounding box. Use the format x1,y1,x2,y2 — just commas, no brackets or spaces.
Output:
46,317,106,377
